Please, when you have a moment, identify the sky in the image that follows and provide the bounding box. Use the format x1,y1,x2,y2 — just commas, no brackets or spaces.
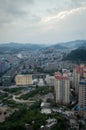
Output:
0,0,86,44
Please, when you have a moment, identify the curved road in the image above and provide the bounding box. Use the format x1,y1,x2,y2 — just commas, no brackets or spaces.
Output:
13,95,35,103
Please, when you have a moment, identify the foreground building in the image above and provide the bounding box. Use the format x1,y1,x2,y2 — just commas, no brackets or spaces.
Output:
15,74,32,86
73,66,81,95
73,64,86,118
54,72,70,105
78,79,86,118
73,64,86,95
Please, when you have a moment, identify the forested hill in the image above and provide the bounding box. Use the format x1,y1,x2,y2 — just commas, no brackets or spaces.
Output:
64,49,86,61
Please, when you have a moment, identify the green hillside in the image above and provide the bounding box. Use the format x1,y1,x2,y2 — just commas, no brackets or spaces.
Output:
64,49,86,61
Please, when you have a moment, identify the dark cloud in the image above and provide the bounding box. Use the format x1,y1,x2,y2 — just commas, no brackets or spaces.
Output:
0,0,34,15
6,7,27,17
0,0,34,12
0,0,34,26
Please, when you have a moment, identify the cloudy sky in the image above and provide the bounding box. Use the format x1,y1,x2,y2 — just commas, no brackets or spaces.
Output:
0,0,86,44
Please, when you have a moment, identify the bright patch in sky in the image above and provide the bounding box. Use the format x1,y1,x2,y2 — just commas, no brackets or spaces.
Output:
42,6,86,22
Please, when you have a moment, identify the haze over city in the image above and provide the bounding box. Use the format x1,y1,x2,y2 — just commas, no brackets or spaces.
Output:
0,0,86,44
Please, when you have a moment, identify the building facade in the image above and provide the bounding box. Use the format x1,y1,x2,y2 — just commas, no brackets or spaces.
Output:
78,79,86,118
73,65,86,95
45,75,54,86
54,72,70,105
73,66,81,95
15,74,32,86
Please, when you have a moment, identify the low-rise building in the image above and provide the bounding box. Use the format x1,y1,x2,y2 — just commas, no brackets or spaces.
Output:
41,102,51,114
45,118,57,129
69,118,79,130
15,74,32,86
45,75,54,86
38,78,45,87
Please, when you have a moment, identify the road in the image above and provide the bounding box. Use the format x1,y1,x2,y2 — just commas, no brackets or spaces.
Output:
13,95,35,103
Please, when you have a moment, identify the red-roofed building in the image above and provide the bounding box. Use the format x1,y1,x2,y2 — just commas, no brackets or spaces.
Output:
73,64,86,118
73,65,86,95
54,72,70,105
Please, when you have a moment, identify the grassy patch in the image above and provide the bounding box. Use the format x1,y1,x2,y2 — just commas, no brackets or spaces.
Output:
0,93,9,100
3,87,24,94
19,87,53,100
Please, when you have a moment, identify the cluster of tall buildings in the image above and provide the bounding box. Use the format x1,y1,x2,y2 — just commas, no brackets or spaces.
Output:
54,64,86,118
73,64,86,118
73,64,86,94
11,64,86,118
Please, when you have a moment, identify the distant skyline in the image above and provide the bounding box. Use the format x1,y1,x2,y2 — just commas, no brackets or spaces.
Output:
0,0,86,44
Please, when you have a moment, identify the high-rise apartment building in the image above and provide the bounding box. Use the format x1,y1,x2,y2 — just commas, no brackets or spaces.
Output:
73,66,81,95
73,65,86,95
54,72,70,105
78,79,86,118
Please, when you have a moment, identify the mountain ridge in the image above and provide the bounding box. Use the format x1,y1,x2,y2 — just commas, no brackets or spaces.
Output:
0,40,86,53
